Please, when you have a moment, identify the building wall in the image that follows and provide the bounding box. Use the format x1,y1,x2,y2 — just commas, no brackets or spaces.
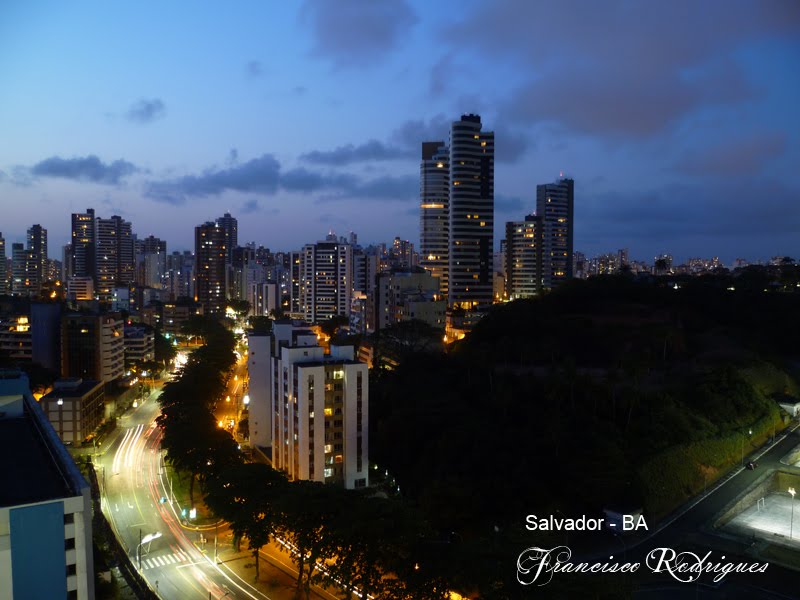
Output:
247,333,272,448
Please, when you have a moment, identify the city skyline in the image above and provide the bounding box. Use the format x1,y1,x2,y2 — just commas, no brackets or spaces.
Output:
1,1,798,263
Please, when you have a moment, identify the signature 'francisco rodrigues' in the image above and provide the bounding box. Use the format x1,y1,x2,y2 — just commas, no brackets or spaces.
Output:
517,546,768,586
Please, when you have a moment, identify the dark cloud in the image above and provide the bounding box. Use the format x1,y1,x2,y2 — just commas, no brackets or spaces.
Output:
429,54,454,96
145,154,281,204
580,180,800,241
300,140,413,166
446,2,799,138
31,155,138,185
493,121,530,163
126,98,166,123
504,61,754,138
315,174,418,203
228,148,239,165
144,154,414,206
246,60,263,78
672,131,787,176
299,0,418,68
241,199,259,213
391,114,450,148
495,195,528,214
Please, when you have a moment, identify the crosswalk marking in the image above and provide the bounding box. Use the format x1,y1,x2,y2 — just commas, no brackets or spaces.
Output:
140,552,189,570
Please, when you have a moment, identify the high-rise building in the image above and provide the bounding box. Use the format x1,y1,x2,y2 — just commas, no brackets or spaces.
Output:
536,177,574,290
299,237,352,323
27,224,48,285
419,141,450,294
374,270,444,331
0,370,95,600
62,244,73,281
61,313,125,383
448,114,494,310
11,243,41,297
263,321,368,489
95,215,134,302
70,208,96,280
216,212,238,265
138,235,167,289
195,222,227,314
166,250,194,300
505,214,542,300
0,233,6,295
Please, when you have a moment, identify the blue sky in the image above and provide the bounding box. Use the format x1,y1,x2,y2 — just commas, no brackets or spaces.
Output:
1,0,798,264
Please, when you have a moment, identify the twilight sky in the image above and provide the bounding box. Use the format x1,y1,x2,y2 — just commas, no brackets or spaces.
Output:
1,0,798,264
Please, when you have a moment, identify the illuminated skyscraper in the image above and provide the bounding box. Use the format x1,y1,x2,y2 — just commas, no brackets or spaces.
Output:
448,114,494,310
536,177,574,290
70,208,96,280
194,221,227,314
419,141,449,294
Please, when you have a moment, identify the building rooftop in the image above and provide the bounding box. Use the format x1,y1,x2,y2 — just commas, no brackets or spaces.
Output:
42,378,103,399
299,359,361,368
0,373,87,507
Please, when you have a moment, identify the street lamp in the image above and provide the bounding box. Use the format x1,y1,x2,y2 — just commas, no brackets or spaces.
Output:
741,429,752,466
137,531,162,569
789,487,796,540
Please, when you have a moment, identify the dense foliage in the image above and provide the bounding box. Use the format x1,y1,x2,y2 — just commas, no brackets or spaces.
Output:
371,273,799,597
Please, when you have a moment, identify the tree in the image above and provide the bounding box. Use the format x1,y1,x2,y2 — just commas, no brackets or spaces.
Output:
273,481,344,599
205,463,287,582
154,329,177,367
227,299,251,319
318,314,349,339
247,315,272,334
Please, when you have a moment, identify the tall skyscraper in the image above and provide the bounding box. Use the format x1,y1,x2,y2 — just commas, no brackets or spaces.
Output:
536,177,574,290
95,215,134,301
299,236,353,323
138,235,167,288
70,208,96,279
11,242,40,297
27,224,48,285
505,214,542,299
448,114,494,310
420,141,450,294
195,221,227,314
0,232,6,295
216,212,238,264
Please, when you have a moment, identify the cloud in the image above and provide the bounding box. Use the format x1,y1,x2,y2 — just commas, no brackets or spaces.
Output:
672,131,787,176
31,155,138,185
391,114,450,148
292,85,308,96
246,60,263,78
300,140,413,166
299,0,418,68
445,2,798,138
144,154,414,206
495,194,526,214
126,98,166,123
241,199,259,213
580,179,800,240
145,154,281,204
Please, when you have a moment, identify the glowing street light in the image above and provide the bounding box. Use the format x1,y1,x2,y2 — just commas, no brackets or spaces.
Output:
226,395,231,403
790,487,796,540
243,395,250,406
